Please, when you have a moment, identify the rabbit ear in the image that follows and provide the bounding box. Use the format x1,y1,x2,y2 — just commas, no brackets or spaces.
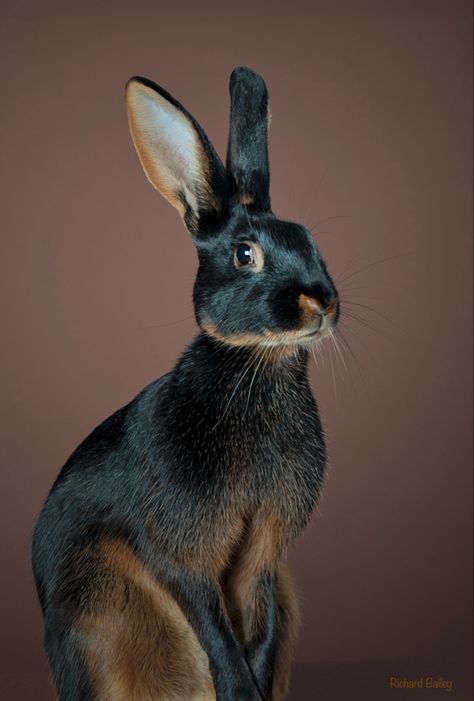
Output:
126,76,227,234
226,67,271,211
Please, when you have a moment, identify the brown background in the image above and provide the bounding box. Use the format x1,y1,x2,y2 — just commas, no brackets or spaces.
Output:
0,1,472,699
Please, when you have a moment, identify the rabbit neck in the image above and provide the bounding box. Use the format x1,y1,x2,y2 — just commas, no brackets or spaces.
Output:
155,332,322,470
171,332,311,417
152,331,324,525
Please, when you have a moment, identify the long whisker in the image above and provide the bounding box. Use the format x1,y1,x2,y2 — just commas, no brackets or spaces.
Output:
329,329,348,377
332,328,361,398
342,309,396,341
336,253,408,287
310,334,327,374
340,320,383,372
328,339,338,404
211,350,259,430
245,345,269,413
310,344,320,371
146,314,196,329
342,300,405,333
337,284,374,296
308,214,353,232
335,253,364,284
336,327,370,398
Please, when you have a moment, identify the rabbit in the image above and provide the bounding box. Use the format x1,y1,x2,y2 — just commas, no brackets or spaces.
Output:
31,66,340,701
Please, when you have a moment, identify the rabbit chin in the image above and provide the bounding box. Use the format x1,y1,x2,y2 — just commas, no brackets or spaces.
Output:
201,320,332,354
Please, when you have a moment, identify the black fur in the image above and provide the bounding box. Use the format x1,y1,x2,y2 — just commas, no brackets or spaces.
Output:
245,571,279,698
227,66,271,210
32,66,339,701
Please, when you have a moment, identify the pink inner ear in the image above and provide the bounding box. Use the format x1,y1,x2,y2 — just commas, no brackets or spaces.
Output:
126,80,208,219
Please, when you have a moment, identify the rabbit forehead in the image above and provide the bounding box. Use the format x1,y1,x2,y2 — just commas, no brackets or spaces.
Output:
239,216,315,255
208,212,319,263
194,211,325,284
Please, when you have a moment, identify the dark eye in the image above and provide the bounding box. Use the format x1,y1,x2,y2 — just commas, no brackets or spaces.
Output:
235,242,255,267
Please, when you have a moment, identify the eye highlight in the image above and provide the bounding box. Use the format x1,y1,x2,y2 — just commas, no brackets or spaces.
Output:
233,241,264,271
235,243,254,266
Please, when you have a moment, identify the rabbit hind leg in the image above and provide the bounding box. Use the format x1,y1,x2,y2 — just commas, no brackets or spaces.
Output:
76,539,215,701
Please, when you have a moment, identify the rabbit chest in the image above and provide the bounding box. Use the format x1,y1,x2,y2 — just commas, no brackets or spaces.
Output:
151,358,326,572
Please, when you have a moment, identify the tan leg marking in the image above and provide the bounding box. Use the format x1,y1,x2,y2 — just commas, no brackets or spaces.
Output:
223,511,285,641
222,513,299,700
77,539,216,701
272,562,299,701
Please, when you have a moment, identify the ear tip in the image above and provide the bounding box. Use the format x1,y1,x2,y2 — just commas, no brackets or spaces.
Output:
125,75,152,94
229,66,267,96
230,65,262,79
125,77,148,104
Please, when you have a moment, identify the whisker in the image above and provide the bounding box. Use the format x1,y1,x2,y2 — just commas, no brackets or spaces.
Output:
329,329,348,377
328,339,338,405
335,253,364,284
310,344,320,371
312,229,346,239
309,214,353,232
146,314,195,329
336,328,370,398
337,253,408,287
340,320,383,368
245,345,269,413
341,309,396,341
333,328,361,398
342,300,405,333
337,283,373,294
211,350,258,430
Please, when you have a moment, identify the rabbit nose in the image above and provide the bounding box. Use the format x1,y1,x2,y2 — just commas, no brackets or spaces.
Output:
299,293,322,315
298,294,324,329
298,292,339,328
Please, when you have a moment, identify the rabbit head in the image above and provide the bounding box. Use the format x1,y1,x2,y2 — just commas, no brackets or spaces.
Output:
126,66,339,351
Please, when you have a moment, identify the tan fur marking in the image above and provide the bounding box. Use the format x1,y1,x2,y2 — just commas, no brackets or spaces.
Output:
221,517,299,699
239,193,255,205
298,293,322,326
201,321,320,358
144,512,246,581
78,539,215,701
272,562,300,701
225,511,285,641
202,321,264,348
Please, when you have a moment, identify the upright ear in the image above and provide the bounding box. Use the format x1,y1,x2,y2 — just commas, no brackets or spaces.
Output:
226,66,271,211
126,76,227,234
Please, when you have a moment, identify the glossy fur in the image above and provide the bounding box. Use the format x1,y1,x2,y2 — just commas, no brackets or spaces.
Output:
32,67,339,700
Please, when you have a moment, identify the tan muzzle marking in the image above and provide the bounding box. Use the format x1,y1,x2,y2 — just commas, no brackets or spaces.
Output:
298,294,323,324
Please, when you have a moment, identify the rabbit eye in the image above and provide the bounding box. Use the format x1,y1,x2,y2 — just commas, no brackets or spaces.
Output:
234,241,264,272
235,242,255,267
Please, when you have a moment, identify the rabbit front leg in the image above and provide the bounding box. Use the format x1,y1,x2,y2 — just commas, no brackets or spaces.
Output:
154,558,263,701
231,565,299,701
242,570,280,700
224,513,298,700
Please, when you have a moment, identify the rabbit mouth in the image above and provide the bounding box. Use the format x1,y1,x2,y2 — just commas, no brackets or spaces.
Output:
261,325,332,349
297,317,333,342
202,319,333,351
265,313,334,347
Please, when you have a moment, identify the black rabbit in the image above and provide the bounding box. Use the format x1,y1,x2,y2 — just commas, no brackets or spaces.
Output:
32,66,340,701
